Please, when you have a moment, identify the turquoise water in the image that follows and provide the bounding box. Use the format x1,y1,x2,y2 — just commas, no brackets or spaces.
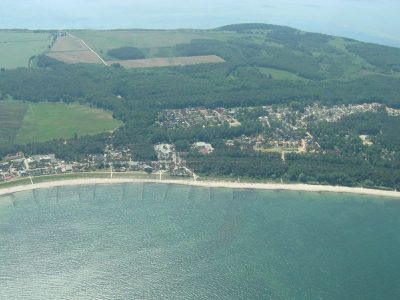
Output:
0,184,400,299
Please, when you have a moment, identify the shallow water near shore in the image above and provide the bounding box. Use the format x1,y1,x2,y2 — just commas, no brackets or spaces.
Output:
1,183,400,299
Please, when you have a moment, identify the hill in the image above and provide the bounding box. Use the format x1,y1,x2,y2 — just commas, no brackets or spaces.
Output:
3,24,400,79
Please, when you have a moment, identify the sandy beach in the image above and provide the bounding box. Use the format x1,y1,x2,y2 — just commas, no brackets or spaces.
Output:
0,178,399,199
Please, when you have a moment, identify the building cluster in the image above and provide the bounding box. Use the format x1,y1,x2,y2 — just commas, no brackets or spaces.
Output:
257,103,387,131
223,103,395,154
154,144,195,177
96,144,196,177
0,152,73,182
156,103,397,155
225,134,314,154
0,143,198,183
103,144,133,172
157,107,241,129
100,144,161,174
386,107,400,117
300,103,387,123
192,142,214,155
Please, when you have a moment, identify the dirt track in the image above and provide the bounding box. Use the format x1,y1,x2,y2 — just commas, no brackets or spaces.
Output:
47,35,103,64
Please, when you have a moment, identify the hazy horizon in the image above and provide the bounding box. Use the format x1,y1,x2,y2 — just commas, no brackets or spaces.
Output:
1,0,399,47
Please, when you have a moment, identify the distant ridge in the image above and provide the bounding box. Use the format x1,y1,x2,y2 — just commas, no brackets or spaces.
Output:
217,23,297,32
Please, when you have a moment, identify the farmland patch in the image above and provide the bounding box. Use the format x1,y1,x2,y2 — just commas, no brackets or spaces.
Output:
110,55,225,68
47,35,102,64
0,31,52,68
47,50,102,64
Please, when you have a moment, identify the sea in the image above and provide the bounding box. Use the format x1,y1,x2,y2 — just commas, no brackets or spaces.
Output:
0,183,399,299
1,0,400,47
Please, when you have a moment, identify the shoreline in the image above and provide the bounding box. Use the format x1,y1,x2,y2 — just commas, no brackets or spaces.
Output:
0,178,399,199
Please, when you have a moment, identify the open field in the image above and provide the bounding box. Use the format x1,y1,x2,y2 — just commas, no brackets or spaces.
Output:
0,101,28,147
15,103,122,144
111,55,225,68
47,35,102,64
47,31,228,67
50,35,87,52
47,50,102,64
0,31,52,68
0,101,122,146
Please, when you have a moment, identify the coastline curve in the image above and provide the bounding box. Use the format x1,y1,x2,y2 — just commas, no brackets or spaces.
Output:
0,178,399,199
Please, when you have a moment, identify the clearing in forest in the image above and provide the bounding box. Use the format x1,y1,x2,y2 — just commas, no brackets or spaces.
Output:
0,101,122,146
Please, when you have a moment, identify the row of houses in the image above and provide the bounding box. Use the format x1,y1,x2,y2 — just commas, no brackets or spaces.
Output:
0,140,213,183
157,107,241,129
0,153,74,182
0,136,220,184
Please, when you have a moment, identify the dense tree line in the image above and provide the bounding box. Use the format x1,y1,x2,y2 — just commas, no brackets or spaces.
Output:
187,150,287,179
187,150,400,189
309,111,400,165
107,47,146,60
347,43,400,72
36,55,64,68
1,63,400,110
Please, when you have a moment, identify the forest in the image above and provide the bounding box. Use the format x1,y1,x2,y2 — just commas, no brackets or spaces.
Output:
1,23,400,189
107,47,146,60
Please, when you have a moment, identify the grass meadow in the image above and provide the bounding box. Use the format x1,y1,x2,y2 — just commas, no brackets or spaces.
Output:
0,101,122,146
0,101,28,147
0,31,52,68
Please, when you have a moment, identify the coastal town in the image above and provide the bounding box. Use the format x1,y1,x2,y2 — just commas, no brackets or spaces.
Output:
157,103,395,130
3,102,399,183
157,107,241,129
0,142,212,183
157,103,400,154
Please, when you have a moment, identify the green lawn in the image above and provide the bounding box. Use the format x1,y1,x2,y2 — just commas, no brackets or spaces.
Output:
0,101,122,146
0,31,52,68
